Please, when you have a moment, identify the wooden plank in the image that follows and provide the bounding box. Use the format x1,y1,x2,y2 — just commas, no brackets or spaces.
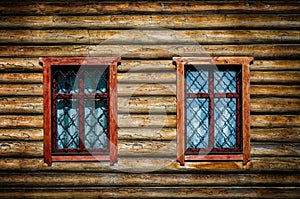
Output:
0,97,42,114
251,98,300,113
0,15,299,29
0,115,43,128
0,84,43,96
4,71,299,86
118,114,176,128
249,157,300,171
0,173,299,187
251,85,300,97
251,128,300,143
118,97,176,114
118,128,176,141
0,45,298,59
0,2,299,15
0,115,298,129
1,187,299,199
251,143,300,157
118,84,176,97
1,59,299,72
0,129,43,141
1,30,299,45
1,140,299,158
251,71,300,84
250,115,300,128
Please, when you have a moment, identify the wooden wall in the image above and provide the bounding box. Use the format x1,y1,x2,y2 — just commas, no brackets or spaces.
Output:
0,1,299,198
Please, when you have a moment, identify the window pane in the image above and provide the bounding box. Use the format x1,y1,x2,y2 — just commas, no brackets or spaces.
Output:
186,70,208,93
214,71,236,93
84,99,108,149
214,98,236,148
56,99,79,149
186,98,209,149
84,67,108,94
52,68,79,94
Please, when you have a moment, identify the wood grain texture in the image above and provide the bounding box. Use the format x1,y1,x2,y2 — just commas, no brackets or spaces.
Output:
0,15,299,29
0,2,299,15
0,45,298,59
1,59,299,72
0,129,43,141
251,128,300,143
0,30,299,44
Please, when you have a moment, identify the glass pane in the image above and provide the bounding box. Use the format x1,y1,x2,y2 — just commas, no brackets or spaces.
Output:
56,99,79,149
214,98,236,148
84,99,108,149
214,71,236,93
84,67,108,94
186,70,208,93
186,98,209,149
52,68,79,94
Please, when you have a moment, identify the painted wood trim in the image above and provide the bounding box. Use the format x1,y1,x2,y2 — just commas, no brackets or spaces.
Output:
185,154,243,161
52,155,110,162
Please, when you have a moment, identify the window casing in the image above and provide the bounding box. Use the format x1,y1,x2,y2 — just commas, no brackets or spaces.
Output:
174,57,253,165
41,57,120,166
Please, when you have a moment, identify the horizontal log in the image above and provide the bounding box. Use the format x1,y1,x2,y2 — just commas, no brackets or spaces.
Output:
0,141,43,157
0,97,42,114
250,85,300,97
0,2,299,15
0,157,299,173
118,84,176,96
0,114,299,129
250,115,300,128
0,84,43,96
0,45,298,59
1,30,299,45
1,140,299,158
1,59,299,72
0,15,299,29
0,173,299,187
251,128,300,143
0,129,43,141
118,128,175,141
1,187,299,199
2,71,299,84
251,98,300,113
251,71,300,84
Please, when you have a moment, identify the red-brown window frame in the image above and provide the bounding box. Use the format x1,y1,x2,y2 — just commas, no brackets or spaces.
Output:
41,57,120,166
174,57,253,165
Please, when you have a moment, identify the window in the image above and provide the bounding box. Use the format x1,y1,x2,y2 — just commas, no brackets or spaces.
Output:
174,57,253,165
41,57,120,166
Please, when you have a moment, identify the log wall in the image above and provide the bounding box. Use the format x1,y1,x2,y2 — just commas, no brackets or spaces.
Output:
0,1,299,198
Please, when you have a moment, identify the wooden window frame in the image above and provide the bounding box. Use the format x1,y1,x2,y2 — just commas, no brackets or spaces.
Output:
173,57,253,165
41,57,120,166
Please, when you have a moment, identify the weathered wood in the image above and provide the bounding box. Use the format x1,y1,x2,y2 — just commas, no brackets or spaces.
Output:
118,97,176,114
1,140,299,158
0,157,299,172
0,45,299,59
251,143,300,157
0,115,43,128
118,84,176,96
1,59,299,72
1,187,299,199
0,173,299,187
251,128,300,143
0,2,299,15
0,141,43,157
0,15,299,29
0,84,43,96
251,85,300,97
118,114,176,128
0,97,42,114
118,72,176,83
5,71,298,84
118,128,176,141
0,129,43,141
251,98,300,113
250,115,300,128
1,30,299,44
0,115,298,129
251,71,300,84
